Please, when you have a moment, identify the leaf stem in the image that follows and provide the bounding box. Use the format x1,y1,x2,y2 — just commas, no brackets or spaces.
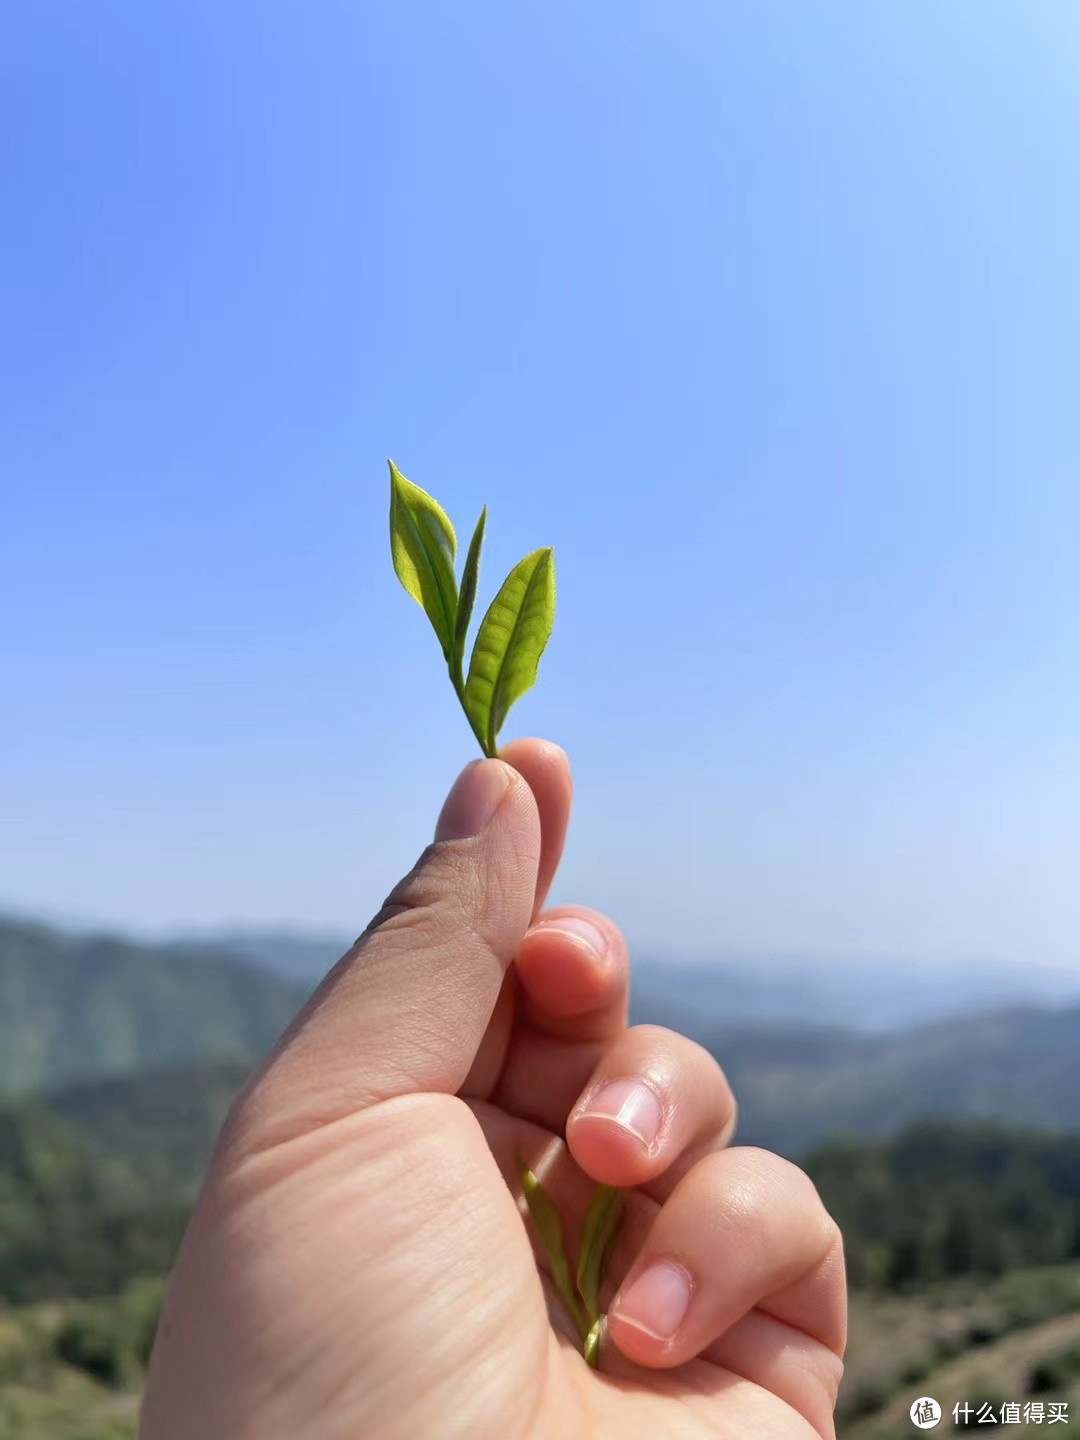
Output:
449,661,497,758
584,1318,603,1368
558,1273,591,1344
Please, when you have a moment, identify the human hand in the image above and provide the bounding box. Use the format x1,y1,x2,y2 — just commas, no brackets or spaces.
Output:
140,740,846,1440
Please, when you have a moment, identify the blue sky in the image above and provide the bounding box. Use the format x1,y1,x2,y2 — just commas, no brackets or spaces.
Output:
3,3,1078,968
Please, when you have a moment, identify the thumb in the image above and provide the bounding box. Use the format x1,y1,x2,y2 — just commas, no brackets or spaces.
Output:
229,758,540,1153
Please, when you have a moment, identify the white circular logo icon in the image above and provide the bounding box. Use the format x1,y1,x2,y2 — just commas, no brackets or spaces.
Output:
910,1397,941,1429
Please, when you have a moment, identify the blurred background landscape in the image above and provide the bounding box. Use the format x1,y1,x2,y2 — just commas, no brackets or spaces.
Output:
4,4,1079,1437
3,916,1079,1437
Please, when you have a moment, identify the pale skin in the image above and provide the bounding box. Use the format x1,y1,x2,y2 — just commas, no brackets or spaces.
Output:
140,739,847,1440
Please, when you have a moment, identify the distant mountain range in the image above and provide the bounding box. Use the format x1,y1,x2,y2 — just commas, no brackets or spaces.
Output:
175,923,1080,1032
2,914,1079,1158
20,913,1079,1032
171,925,352,986
0,918,305,1095
711,1007,1080,1155
629,953,1080,1033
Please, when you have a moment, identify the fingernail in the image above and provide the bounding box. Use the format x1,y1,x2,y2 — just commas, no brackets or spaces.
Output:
578,1079,663,1148
435,760,512,841
532,916,607,955
611,1260,693,1341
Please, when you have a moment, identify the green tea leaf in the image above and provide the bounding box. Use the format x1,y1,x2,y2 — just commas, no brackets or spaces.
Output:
576,1183,623,1324
516,1151,587,1342
384,461,556,758
452,506,486,684
464,547,555,754
388,459,458,660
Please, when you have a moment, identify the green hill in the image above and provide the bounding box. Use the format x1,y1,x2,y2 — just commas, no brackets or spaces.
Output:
0,918,306,1096
41,1062,247,1193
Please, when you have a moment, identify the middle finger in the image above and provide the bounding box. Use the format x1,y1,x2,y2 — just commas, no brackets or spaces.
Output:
567,1024,737,1199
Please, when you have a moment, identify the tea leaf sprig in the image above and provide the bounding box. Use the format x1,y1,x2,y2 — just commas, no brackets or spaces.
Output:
389,461,624,1365
516,1152,624,1369
389,459,555,757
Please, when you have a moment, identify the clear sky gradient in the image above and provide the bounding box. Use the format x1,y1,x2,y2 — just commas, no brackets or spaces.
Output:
3,3,1078,967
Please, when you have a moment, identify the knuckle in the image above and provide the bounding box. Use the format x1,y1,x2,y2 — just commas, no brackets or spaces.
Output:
721,1089,739,1144
628,1027,732,1088
363,841,477,939
742,1145,814,1195
766,1153,843,1260
214,1078,255,1155
720,1147,827,1219
780,1159,844,1252
813,1349,846,1406
820,1205,844,1254
626,1022,685,1052
706,1147,844,1269
621,1027,738,1136
697,1042,737,1104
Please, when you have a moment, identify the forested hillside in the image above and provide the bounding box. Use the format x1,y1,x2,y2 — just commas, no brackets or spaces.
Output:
5,1092,1080,1309
808,1123,1080,1289
0,1105,188,1303
0,920,306,1095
